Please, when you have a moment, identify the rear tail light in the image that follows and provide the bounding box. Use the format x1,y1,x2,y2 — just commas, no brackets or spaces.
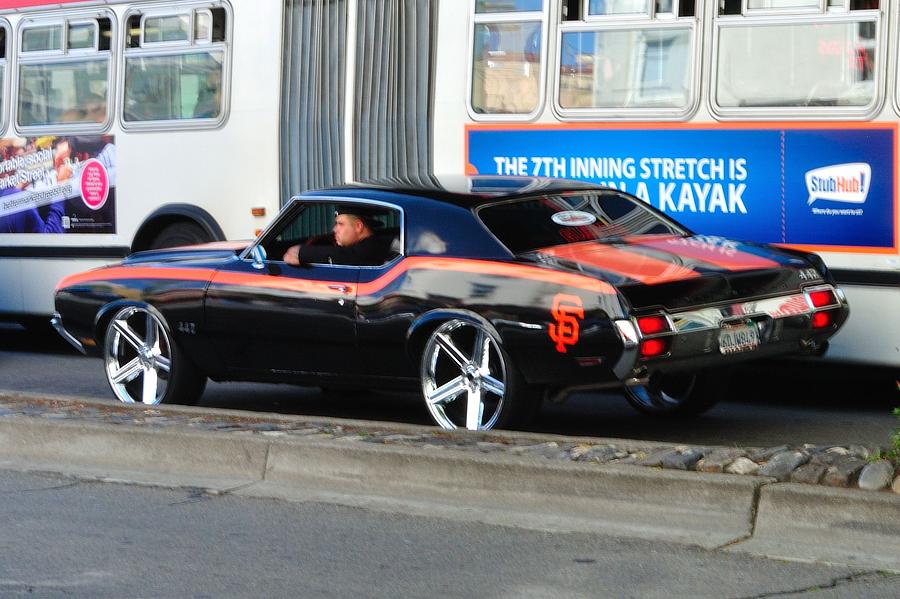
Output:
640,338,669,358
636,313,672,359
807,289,836,308
805,286,840,330
812,310,837,329
637,315,669,335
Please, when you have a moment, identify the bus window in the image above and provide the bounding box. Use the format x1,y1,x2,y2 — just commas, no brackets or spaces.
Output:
68,21,97,51
16,13,113,129
745,0,820,9
557,5,697,117
122,5,228,126
587,0,651,16
142,14,191,44
715,12,880,112
21,24,62,52
470,1,546,117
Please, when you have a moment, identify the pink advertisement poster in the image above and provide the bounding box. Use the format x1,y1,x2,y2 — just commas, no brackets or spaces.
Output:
0,135,116,234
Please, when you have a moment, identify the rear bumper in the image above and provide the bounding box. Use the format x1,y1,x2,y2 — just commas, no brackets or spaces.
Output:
613,285,849,381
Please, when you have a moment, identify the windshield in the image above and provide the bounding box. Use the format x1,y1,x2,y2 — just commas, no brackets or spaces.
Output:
477,190,686,254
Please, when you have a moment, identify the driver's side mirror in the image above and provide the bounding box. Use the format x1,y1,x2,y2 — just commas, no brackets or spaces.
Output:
250,244,267,270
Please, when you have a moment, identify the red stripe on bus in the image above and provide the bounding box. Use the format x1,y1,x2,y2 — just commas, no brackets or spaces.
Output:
0,0,85,8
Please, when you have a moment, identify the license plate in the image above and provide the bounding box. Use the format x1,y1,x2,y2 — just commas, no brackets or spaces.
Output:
719,320,760,355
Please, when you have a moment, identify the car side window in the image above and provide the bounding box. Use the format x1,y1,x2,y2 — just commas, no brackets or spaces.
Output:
259,202,335,262
260,201,402,266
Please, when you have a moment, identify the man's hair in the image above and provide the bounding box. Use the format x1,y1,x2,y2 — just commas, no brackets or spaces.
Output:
340,213,371,230
335,206,384,230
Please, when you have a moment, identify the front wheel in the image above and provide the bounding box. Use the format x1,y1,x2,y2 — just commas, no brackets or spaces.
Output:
103,305,206,406
420,319,538,431
623,369,729,417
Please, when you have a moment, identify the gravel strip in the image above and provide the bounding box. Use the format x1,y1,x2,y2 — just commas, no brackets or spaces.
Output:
1,396,898,494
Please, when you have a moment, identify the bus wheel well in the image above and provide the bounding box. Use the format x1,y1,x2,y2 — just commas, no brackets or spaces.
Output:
132,205,225,252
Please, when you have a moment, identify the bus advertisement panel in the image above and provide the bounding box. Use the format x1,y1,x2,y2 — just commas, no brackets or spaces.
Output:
0,136,115,235
466,124,897,254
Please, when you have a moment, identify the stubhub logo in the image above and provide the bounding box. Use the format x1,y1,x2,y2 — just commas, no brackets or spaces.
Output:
806,163,871,205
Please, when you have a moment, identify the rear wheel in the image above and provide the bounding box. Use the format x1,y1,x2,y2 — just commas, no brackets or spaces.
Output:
103,305,206,405
623,369,728,417
149,222,208,249
420,319,538,431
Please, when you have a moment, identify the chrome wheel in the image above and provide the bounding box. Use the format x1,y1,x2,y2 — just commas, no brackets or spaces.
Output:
421,320,507,431
104,306,172,405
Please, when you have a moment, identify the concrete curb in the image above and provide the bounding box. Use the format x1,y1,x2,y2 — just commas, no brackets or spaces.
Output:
1,401,899,570
0,415,761,549
729,483,900,571
0,417,269,491
259,439,765,548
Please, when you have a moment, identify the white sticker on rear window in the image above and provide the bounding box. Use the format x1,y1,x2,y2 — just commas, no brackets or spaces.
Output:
551,211,596,226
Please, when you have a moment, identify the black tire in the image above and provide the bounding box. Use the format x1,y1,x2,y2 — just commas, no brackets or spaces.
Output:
149,222,209,249
102,305,206,406
419,319,540,431
623,369,729,417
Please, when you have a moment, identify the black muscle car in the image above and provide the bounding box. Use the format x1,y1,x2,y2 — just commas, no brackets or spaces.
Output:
53,177,849,431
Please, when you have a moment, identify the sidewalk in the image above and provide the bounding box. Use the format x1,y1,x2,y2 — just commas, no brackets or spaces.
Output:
1,392,899,572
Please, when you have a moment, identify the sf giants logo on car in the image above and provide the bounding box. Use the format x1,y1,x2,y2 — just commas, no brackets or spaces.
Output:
548,294,584,354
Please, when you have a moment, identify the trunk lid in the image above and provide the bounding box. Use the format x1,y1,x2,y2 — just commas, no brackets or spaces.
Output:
528,235,820,312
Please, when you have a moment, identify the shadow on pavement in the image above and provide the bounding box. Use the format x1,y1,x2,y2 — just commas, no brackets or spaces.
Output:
2,321,897,446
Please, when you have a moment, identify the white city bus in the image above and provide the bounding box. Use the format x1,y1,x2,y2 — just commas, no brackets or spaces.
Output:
0,0,434,323
0,0,897,369
0,0,287,322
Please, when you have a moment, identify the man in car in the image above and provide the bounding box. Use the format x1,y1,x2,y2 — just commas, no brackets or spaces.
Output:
282,206,392,267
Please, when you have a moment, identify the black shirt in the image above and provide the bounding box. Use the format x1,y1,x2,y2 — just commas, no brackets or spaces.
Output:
299,234,393,266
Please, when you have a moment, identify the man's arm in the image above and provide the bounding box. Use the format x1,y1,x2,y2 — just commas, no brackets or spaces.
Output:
283,236,386,267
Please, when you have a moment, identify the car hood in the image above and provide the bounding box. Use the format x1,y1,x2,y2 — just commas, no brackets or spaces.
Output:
527,235,823,312
122,240,252,266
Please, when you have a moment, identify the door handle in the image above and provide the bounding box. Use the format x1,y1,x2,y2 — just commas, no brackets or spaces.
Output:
328,284,352,294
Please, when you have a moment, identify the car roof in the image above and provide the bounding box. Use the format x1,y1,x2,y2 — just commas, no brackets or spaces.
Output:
299,175,606,209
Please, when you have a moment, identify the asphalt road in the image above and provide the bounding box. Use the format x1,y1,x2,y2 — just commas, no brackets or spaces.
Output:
4,469,900,599
1,323,897,447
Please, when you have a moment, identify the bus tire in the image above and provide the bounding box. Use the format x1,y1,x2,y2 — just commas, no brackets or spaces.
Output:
149,222,209,250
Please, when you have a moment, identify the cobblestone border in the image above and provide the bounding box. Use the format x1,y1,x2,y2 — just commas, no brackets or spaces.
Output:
2,395,898,494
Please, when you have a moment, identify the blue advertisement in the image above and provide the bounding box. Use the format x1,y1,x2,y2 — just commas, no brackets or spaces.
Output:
466,125,897,251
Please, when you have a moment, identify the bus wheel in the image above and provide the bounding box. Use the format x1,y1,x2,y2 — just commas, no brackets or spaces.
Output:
150,222,209,249
103,305,206,406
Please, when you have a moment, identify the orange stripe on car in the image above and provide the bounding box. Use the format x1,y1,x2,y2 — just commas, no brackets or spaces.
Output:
357,257,616,295
538,244,699,285
56,267,215,290
56,257,618,296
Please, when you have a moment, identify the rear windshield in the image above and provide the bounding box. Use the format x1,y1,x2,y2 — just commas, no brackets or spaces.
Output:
477,190,685,254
